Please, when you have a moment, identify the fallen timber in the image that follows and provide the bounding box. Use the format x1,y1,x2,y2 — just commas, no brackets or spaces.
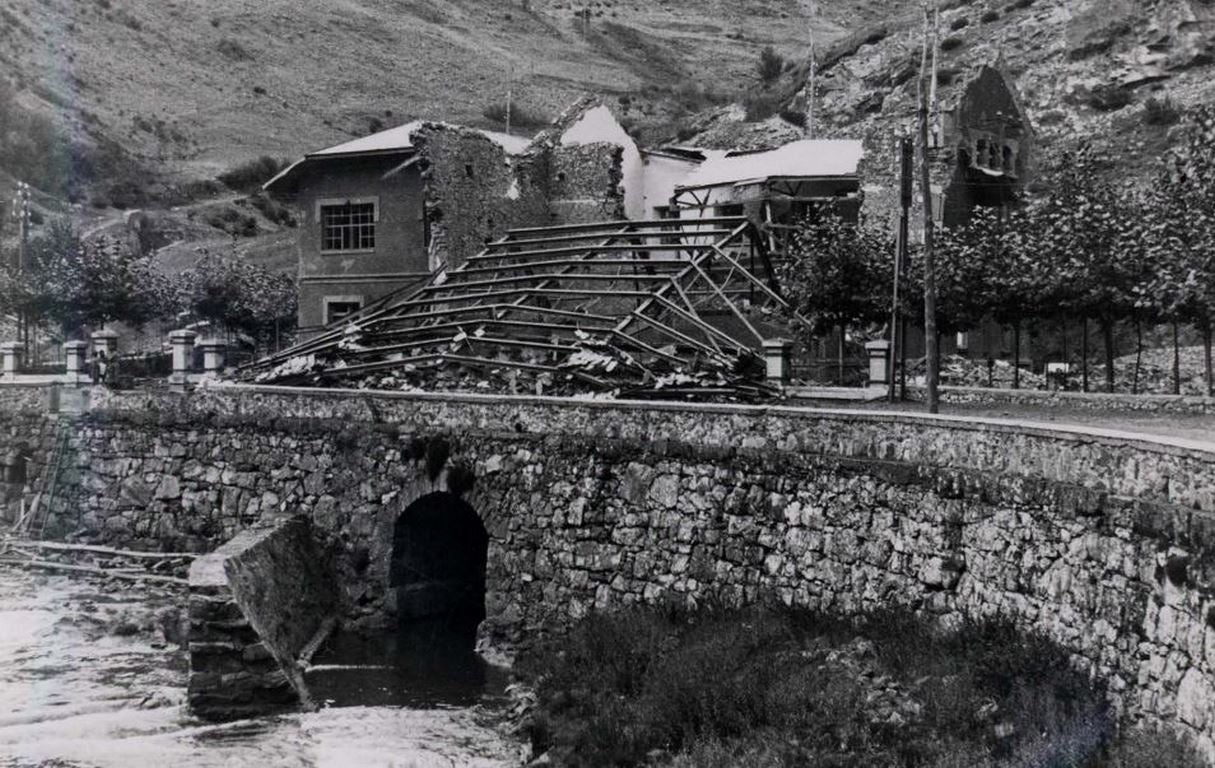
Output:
242,217,810,399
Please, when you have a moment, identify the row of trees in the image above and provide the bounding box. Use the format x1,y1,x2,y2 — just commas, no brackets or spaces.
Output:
0,221,296,352
781,106,1215,397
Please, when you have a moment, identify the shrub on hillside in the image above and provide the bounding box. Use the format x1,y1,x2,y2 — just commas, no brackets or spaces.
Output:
518,603,1203,767
758,46,784,85
249,192,296,228
216,156,285,192
1088,83,1134,112
744,93,782,122
482,102,551,130
1143,94,1180,126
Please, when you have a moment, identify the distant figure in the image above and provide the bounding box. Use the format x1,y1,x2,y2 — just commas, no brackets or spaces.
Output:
390,491,488,653
95,351,109,387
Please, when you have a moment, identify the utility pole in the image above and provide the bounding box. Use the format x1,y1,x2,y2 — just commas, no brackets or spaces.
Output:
889,137,913,403
802,0,817,138
10,182,31,359
917,1,940,413
506,63,514,136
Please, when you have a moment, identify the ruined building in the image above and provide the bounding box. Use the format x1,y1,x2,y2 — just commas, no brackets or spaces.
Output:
264,100,637,338
265,100,867,341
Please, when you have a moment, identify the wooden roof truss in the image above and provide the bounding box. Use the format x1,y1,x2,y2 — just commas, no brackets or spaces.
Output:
244,217,807,396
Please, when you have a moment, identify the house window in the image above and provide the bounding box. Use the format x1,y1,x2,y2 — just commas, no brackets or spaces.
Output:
320,200,376,252
324,297,364,325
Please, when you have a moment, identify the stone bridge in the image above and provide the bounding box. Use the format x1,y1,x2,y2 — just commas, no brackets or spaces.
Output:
3,383,1215,753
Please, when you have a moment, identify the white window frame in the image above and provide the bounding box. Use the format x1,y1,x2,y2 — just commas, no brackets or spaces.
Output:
316,196,379,254
323,295,365,326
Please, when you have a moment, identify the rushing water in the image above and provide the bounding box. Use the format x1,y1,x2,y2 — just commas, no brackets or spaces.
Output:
0,568,520,768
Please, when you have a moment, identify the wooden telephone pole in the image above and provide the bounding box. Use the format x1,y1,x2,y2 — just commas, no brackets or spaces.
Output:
10,182,31,359
802,0,818,138
917,1,941,413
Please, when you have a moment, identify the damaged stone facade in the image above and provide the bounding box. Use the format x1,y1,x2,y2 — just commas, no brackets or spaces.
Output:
413,123,626,271
268,106,637,338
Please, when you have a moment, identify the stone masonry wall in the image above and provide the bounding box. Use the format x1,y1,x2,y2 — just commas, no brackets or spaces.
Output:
0,384,48,412
413,124,550,270
907,384,1215,415
4,385,1215,752
188,516,338,720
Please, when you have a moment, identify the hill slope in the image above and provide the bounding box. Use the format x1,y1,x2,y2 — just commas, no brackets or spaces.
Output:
0,0,913,193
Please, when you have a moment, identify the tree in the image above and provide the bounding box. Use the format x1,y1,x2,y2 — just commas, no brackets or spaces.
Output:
175,250,297,350
780,209,892,382
1145,106,1215,397
1028,144,1146,393
0,219,174,337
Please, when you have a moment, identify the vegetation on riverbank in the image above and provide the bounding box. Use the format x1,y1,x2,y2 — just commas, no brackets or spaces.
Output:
516,603,1204,767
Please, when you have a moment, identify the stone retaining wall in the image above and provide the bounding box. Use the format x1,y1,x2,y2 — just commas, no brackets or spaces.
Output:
4,384,1215,752
908,384,1215,414
187,516,337,720
0,384,49,413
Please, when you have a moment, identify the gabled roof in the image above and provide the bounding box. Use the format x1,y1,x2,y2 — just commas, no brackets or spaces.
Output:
309,121,532,158
676,139,864,189
263,121,533,193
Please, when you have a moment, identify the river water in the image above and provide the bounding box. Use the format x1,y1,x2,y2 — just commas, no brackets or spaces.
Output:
0,568,520,768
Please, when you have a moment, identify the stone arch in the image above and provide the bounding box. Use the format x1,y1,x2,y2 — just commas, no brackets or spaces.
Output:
389,490,488,652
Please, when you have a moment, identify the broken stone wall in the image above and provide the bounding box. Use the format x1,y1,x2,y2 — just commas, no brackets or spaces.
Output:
544,143,625,223
412,124,549,270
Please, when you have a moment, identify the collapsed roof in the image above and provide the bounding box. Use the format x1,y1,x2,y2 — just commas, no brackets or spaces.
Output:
241,217,807,400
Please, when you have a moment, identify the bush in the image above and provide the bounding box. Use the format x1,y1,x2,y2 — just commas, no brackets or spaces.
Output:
482,102,551,130
779,109,807,128
216,156,285,192
1088,83,1134,112
758,45,784,84
980,9,1001,22
216,38,253,61
744,93,782,122
249,192,296,227
1143,94,1180,126
518,604,1132,767
940,35,966,52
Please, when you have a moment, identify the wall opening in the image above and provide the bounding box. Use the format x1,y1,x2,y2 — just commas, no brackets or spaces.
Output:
389,491,488,653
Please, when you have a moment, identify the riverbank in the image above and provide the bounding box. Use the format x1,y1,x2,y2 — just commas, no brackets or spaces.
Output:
0,566,520,768
515,603,1206,768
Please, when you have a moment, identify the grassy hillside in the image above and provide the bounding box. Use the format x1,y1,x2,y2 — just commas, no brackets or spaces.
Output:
0,0,910,193
0,0,918,275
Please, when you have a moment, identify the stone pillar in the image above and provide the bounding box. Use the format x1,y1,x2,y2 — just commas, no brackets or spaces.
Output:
169,329,197,385
63,340,90,384
198,338,227,375
762,339,793,384
865,340,891,389
90,329,119,360
0,342,24,378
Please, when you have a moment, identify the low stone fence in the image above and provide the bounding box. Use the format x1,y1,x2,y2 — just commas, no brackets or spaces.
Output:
187,516,338,720
908,384,1215,415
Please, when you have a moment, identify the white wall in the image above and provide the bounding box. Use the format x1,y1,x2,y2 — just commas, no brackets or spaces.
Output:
560,105,645,220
